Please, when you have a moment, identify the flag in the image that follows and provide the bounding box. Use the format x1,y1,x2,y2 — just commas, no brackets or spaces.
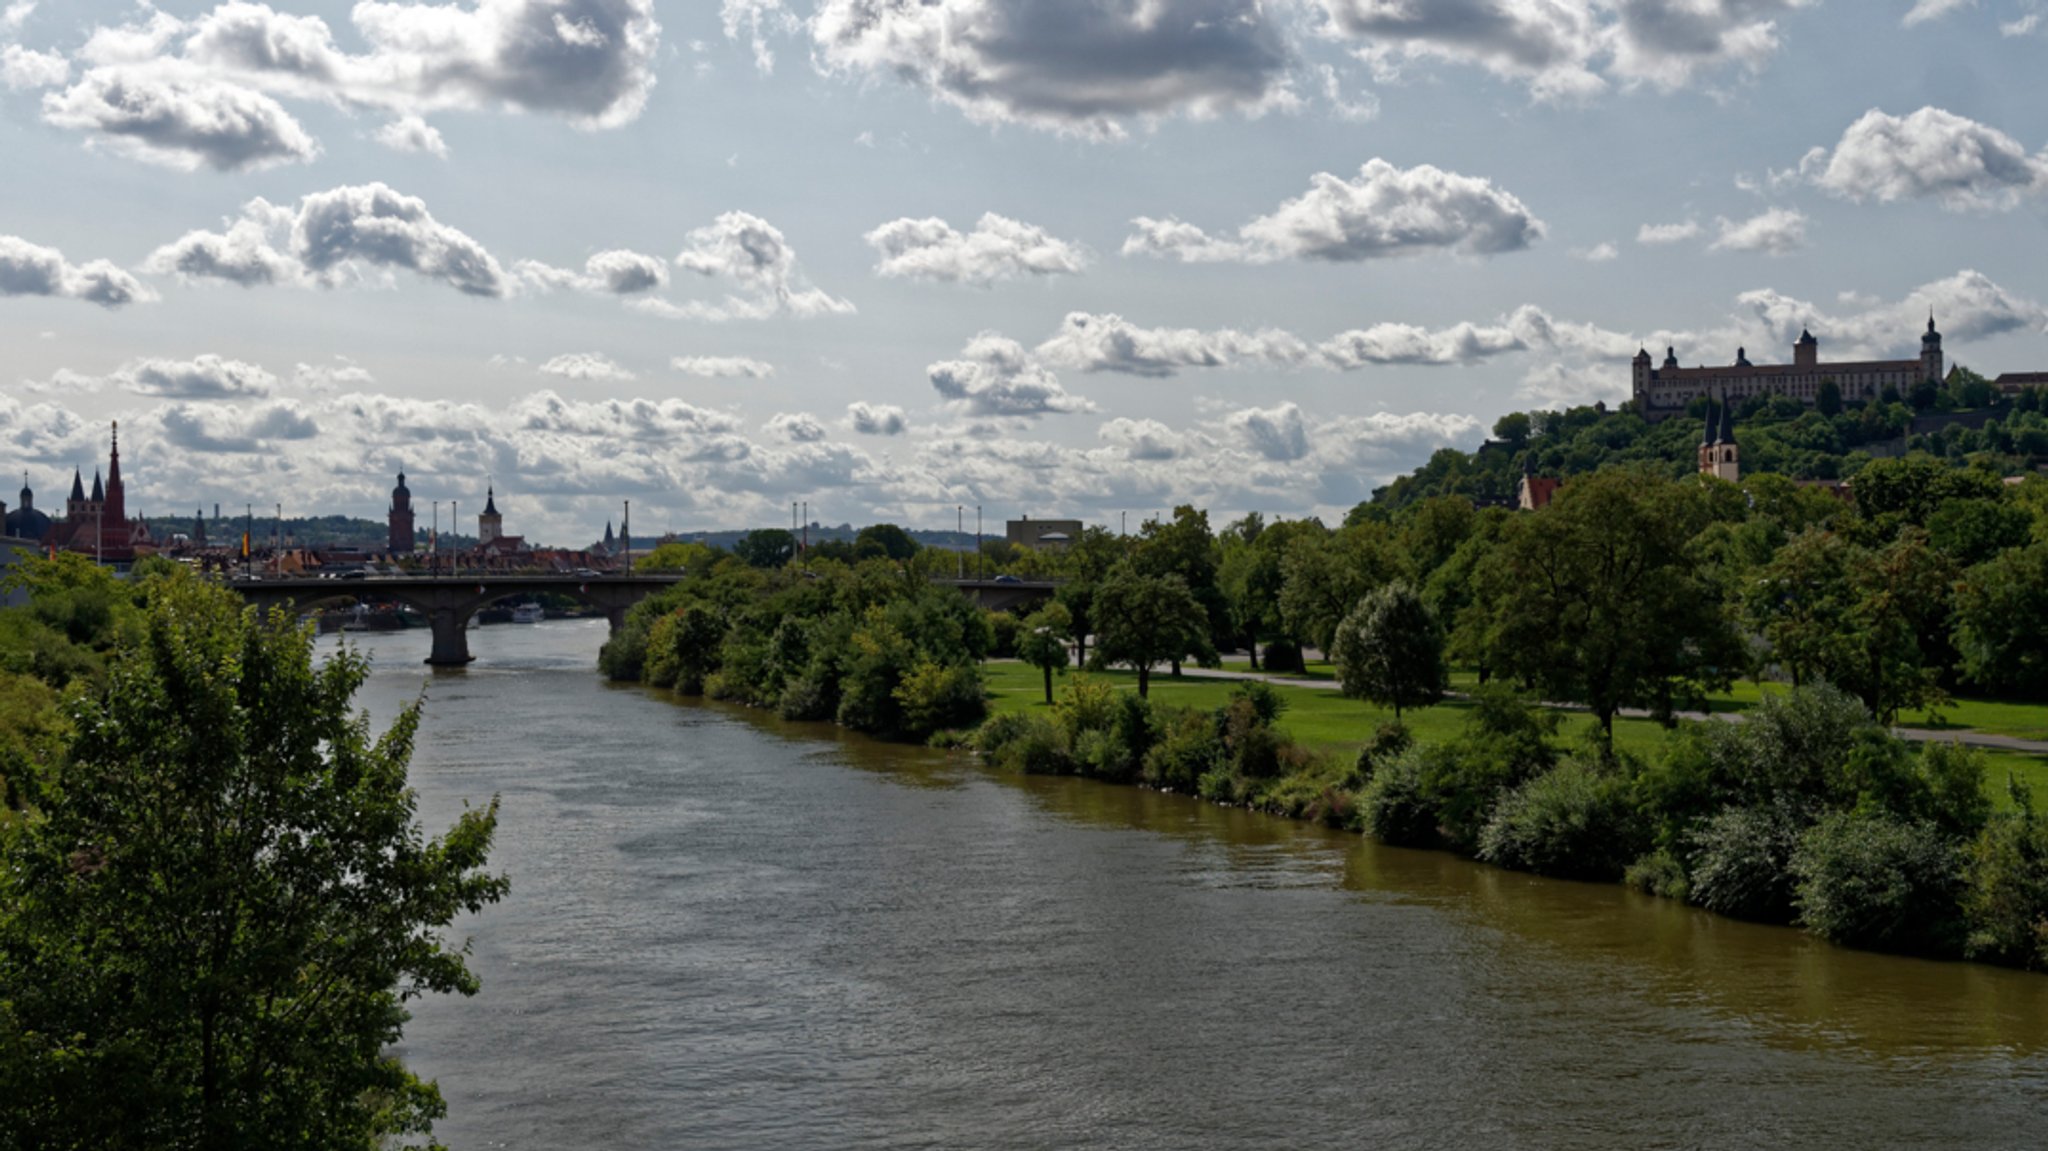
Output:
241,531,250,558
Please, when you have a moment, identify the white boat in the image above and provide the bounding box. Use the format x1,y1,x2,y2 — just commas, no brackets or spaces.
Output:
510,602,546,624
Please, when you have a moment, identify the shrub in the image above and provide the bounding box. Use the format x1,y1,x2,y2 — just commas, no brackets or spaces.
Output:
1686,803,1803,923
1052,676,1120,744
893,660,986,739
1228,680,1289,726
1624,849,1689,901
986,611,1022,659
1962,786,2048,969
642,611,683,689
1358,745,1445,848
1104,693,1157,782
1222,696,1288,780
985,714,1070,775
709,638,775,705
1141,706,1222,793
776,667,837,722
1478,757,1644,881
972,711,1038,755
1070,727,1129,780
1791,810,1966,954
1352,723,1413,785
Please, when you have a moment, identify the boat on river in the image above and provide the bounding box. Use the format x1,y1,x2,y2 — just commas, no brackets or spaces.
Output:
510,602,546,624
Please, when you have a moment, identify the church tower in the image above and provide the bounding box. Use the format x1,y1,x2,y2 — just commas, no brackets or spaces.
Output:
1699,393,1740,482
1921,312,1944,384
478,484,502,546
103,422,125,529
388,470,416,552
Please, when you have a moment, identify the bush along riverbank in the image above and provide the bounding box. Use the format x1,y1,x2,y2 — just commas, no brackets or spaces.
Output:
977,677,2047,968
601,559,2047,972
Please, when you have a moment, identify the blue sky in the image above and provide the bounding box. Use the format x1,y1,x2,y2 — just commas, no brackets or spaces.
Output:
3,0,2047,543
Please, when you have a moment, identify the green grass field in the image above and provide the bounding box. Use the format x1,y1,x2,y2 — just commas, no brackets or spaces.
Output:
987,662,2048,811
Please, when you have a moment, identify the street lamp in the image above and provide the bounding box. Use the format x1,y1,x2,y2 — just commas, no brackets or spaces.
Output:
432,500,440,576
957,505,963,579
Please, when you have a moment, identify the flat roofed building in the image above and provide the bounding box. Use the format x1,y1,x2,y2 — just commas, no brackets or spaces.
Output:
1006,517,1084,551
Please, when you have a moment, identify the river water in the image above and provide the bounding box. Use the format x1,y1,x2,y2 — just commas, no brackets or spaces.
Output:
343,620,2048,1150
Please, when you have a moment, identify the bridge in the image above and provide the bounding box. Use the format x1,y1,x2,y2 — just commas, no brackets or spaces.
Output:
226,574,683,666
932,578,1059,613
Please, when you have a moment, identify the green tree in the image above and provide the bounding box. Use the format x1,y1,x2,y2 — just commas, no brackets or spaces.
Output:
1279,521,1407,655
0,576,506,1150
732,528,796,569
1131,506,1231,666
1954,541,2048,697
1816,378,1842,417
1745,527,1858,688
1090,571,1217,697
1016,603,1073,704
1331,581,1446,720
634,540,716,573
1475,470,1745,739
1052,525,1128,669
1926,497,2032,567
854,523,920,560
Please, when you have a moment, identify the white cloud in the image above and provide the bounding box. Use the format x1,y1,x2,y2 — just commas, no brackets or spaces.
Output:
115,355,278,398
1125,159,1543,264
1636,219,1702,244
517,248,669,295
651,211,855,321
1319,1,1817,98
0,235,154,308
865,212,1087,287
1225,402,1311,461
1,2,34,36
846,401,908,436
1903,0,1974,25
1709,206,1806,254
539,352,637,382
374,114,448,157
1315,62,1380,121
722,0,797,72
2003,13,2041,35
765,411,827,443
41,70,320,171
2,43,67,91
1518,362,1626,407
1036,312,1309,376
672,356,775,379
1733,269,2048,357
1801,106,2048,211
799,0,1297,137
159,400,319,452
928,333,1095,418
291,357,375,391
1317,308,1543,367
1098,417,1189,461
1571,241,1619,261
147,184,509,297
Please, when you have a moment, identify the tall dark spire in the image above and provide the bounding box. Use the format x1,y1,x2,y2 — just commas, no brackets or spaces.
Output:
69,468,84,504
483,485,499,516
90,469,103,503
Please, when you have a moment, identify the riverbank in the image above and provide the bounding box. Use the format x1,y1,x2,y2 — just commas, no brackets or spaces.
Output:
982,662,2048,812
964,662,2048,971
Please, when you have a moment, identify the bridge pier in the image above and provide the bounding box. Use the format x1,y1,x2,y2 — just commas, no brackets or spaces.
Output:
426,607,474,666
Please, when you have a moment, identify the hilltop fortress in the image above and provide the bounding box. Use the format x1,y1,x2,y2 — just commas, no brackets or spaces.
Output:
1632,318,1945,421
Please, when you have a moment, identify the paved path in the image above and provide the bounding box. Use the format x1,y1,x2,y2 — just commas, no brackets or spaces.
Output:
1157,664,2048,755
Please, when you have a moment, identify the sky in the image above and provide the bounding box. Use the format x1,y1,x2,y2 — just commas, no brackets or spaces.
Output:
3,0,2048,546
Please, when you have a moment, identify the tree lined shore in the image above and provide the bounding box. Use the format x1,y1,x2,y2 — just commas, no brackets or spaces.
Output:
607,427,2048,971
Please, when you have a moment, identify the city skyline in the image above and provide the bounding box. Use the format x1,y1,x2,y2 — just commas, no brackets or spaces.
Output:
4,0,2048,541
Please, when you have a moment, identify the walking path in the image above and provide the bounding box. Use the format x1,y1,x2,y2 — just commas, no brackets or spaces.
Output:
1160,664,2048,755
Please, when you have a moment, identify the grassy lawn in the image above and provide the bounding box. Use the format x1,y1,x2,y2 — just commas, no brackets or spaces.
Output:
988,662,2045,809
989,663,1673,763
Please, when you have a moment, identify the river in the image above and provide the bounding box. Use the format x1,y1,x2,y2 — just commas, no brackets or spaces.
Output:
342,620,2048,1150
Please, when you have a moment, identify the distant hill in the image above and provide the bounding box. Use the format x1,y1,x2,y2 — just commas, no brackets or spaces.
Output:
1359,371,2048,517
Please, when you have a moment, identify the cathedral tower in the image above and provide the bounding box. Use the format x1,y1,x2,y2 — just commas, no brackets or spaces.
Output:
388,470,416,552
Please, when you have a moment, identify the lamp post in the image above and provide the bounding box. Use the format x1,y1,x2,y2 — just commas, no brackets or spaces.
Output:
623,499,630,573
451,500,458,579
976,505,982,581
956,506,963,579
245,503,252,579
432,501,440,576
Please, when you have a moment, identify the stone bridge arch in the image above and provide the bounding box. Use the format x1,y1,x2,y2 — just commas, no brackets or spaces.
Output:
227,575,682,665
